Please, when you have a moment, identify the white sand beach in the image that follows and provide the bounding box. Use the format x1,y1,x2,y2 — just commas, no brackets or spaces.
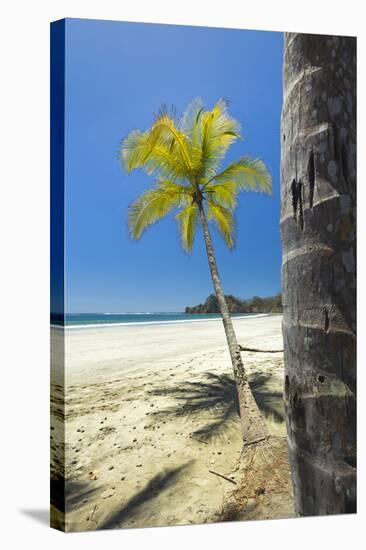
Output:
51,314,293,531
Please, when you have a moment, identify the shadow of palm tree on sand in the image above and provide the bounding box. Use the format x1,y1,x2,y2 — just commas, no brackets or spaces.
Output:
99,461,193,529
148,371,285,442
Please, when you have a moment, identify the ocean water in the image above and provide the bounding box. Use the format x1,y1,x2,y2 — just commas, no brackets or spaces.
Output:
55,312,266,328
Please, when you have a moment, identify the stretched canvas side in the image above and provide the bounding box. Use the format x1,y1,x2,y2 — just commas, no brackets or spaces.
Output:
50,18,66,532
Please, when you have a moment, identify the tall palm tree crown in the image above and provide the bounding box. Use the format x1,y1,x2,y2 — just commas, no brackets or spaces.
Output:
121,98,272,248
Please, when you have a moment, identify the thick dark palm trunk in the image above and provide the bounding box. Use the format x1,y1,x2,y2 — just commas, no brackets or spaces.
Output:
198,202,268,445
280,33,356,515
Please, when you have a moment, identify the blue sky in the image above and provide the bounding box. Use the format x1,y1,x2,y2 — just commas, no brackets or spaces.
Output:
64,19,283,313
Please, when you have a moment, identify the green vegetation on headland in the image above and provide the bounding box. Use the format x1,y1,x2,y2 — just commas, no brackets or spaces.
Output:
185,293,282,314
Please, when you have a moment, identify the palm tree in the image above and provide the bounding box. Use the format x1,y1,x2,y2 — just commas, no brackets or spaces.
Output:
121,98,272,445
280,33,356,514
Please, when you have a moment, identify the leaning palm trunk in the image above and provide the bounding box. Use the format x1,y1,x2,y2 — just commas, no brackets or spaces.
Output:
121,99,272,447
280,33,356,515
198,201,268,444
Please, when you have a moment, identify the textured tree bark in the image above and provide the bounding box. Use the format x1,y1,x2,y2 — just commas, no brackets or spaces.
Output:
280,33,356,515
198,202,268,445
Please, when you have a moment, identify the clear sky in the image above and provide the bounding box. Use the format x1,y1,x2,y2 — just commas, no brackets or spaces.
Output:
64,18,283,313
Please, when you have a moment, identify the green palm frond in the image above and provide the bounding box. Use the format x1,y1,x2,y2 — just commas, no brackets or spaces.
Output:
121,129,150,173
121,127,188,181
143,142,189,181
206,200,236,248
200,99,241,178
147,111,196,175
128,181,189,239
180,97,204,147
176,202,199,252
208,156,272,194
203,181,238,208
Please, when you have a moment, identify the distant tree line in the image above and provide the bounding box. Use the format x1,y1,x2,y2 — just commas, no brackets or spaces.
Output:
185,293,282,314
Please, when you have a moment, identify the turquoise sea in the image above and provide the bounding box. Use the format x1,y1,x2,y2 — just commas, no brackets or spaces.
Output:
56,312,265,328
